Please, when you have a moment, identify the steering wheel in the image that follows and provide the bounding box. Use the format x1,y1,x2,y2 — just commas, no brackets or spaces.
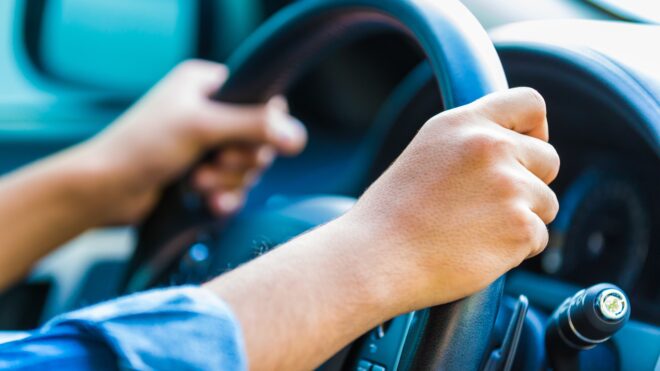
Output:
123,0,509,369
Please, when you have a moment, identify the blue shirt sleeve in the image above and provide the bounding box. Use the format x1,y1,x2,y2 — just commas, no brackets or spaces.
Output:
0,286,247,371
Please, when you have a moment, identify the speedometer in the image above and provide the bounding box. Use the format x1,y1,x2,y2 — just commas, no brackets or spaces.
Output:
542,167,651,290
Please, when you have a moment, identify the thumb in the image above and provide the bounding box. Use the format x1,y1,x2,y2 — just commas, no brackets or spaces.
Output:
197,98,307,156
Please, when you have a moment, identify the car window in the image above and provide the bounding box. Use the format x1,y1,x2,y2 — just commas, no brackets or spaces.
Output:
35,0,198,93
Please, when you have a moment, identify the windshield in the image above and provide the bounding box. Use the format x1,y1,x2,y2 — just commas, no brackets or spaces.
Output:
587,0,660,24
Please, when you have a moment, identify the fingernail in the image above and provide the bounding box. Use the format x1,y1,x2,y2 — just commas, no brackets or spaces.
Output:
216,192,242,214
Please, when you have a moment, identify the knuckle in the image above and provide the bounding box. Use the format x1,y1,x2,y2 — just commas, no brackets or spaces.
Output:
184,112,216,144
426,109,472,131
536,227,550,255
170,59,225,89
547,146,561,181
531,141,560,183
492,171,523,199
541,224,550,246
465,131,512,160
509,207,538,245
423,112,453,134
172,60,201,78
518,87,547,118
547,189,560,222
173,59,208,77
488,134,514,156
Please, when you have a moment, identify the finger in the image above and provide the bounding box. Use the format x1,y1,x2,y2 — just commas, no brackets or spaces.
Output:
255,145,276,167
193,165,258,191
527,212,550,259
518,166,560,224
196,98,307,155
169,59,229,96
215,145,275,171
207,190,245,216
270,95,289,113
474,87,549,142
268,113,307,155
502,128,560,184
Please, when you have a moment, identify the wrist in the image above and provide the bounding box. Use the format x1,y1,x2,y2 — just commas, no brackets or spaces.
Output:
310,215,408,319
203,214,408,370
66,137,165,225
333,209,444,315
52,141,147,227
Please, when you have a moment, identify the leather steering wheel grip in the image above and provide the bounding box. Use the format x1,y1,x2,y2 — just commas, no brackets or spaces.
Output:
133,1,508,370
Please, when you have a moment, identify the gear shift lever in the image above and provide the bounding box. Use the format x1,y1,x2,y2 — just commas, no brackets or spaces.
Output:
545,283,630,370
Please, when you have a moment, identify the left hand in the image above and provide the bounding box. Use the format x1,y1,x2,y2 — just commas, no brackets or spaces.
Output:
77,60,307,225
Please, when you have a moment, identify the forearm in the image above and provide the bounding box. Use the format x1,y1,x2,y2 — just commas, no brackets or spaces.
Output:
203,216,403,371
0,145,109,290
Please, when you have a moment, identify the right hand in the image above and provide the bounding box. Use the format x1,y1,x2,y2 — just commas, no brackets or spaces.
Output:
203,88,558,371
345,87,560,312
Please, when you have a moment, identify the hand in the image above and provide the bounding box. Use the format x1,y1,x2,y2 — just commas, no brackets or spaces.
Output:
345,87,560,311
79,60,307,224
205,87,560,371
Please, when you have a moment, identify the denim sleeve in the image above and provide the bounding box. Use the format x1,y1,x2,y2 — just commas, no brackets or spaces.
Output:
0,286,247,371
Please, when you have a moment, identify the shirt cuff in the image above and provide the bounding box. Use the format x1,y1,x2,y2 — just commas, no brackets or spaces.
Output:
40,285,247,371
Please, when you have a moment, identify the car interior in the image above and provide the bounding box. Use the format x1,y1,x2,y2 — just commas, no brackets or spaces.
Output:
0,0,658,370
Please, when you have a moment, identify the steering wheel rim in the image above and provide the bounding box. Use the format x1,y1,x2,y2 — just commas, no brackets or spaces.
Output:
127,0,509,369
214,0,506,105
